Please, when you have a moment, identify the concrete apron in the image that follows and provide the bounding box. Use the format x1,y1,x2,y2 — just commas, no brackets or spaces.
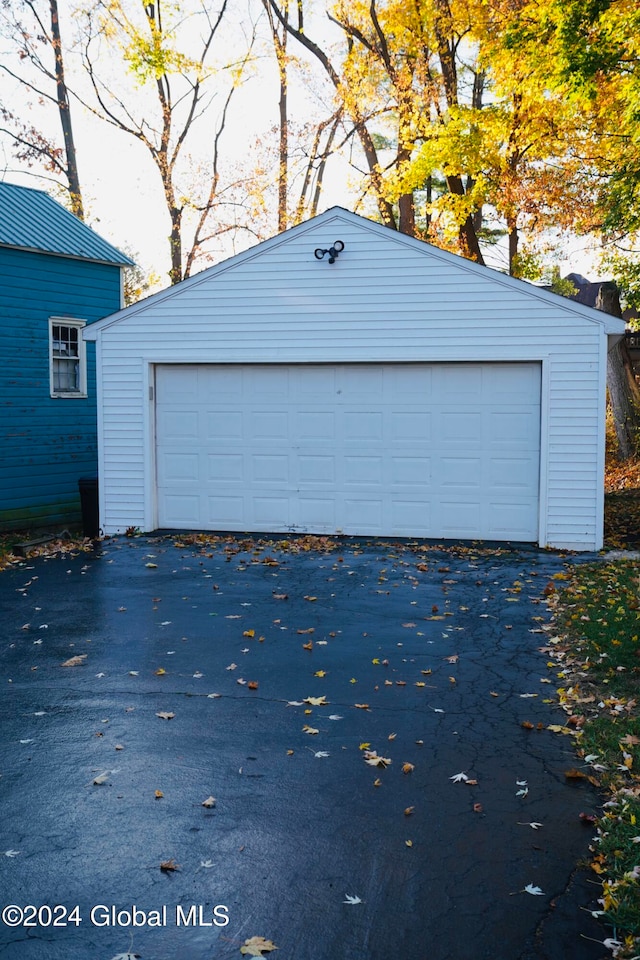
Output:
0,535,607,960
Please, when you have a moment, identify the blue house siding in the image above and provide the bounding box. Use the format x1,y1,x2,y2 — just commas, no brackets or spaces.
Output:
0,247,122,531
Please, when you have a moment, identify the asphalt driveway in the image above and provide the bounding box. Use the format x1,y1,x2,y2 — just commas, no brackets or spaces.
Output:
0,534,608,960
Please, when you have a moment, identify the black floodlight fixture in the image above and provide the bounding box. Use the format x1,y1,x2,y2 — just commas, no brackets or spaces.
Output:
314,240,344,264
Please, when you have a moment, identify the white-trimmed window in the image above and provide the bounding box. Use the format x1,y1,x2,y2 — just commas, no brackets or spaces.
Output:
49,318,87,398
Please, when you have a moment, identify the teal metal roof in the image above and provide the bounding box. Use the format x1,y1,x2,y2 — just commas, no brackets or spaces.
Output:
0,181,134,266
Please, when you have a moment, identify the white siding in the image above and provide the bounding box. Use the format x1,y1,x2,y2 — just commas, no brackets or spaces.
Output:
89,209,621,550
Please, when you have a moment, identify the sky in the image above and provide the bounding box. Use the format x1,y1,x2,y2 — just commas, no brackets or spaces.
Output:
0,0,603,289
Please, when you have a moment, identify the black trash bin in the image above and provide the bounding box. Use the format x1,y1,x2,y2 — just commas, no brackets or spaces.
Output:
78,475,99,538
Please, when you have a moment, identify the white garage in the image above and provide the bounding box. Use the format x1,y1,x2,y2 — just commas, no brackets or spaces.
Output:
155,361,541,540
85,207,624,550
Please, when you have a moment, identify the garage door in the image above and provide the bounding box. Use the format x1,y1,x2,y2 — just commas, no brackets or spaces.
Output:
155,362,541,541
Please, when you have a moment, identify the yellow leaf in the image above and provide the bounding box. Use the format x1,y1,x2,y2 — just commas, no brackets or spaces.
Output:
240,937,278,956
359,742,371,751
402,762,415,774
314,670,327,678
302,725,319,735
304,696,328,706
154,667,166,676
243,629,255,638
405,840,413,847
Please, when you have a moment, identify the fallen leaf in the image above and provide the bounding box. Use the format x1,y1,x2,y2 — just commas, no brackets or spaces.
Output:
402,762,415,774
61,655,87,667
354,703,370,710
145,563,158,568
240,936,278,956
247,680,259,690
328,714,343,720
304,596,318,602
302,641,313,650
155,790,164,799
304,696,328,706
156,712,175,720
523,883,544,896
473,803,483,813
226,663,238,671
243,629,255,638
405,840,413,847
450,772,468,783
297,628,315,635
343,894,362,904
313,751,330,758
160,859,179,872
302,725,319,735
4,850,20,857
273,594,288,600
93,772,110,785
404,806,415,816
620,734,640,747
518,822,543,830
314,670,327,678
363,751,391,767
202,796,216,808
155,668,166,676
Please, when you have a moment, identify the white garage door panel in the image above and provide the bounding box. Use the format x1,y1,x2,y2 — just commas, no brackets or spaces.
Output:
155,362,541,541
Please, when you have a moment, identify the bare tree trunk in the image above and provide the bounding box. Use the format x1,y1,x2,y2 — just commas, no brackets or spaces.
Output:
508,217,518,274
263,0,288,232
597,283,640,460
50,0,84,219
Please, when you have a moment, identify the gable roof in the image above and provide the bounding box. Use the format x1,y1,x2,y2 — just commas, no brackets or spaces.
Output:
84,206,626,336
0,181,134,266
